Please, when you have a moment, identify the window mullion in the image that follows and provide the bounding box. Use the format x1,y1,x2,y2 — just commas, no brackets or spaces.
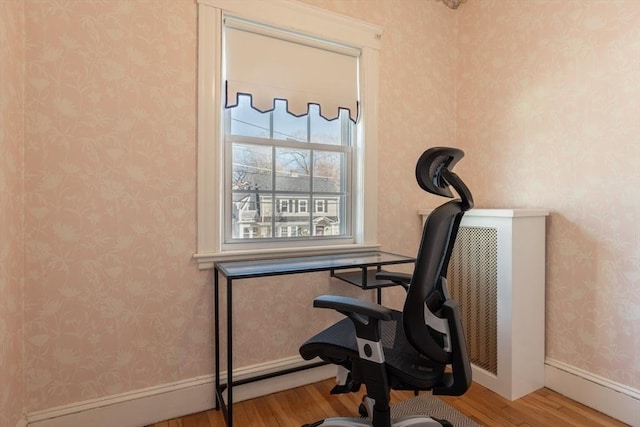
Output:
230,134,347,153
267,110,274,240
341,113,350,237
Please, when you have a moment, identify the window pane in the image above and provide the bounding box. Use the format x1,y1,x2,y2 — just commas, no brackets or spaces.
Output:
232,143,272,191
230,94,270,138
313,151,344,193
232,192,257,238
275,148,311,192
273,99,307,142
310,104,342,145
256,195,273,238
232,193,272,239
298,199,308,213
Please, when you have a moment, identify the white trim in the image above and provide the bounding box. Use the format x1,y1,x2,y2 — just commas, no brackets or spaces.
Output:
545,358,640,427
196,4,222,258
418,208,550,219
195,243,381,269
357,46,379,247
25,356,335,427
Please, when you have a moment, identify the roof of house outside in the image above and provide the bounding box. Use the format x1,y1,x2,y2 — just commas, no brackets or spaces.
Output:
233,168,341,194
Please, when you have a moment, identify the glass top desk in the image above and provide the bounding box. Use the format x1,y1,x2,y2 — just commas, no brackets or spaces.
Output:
213,251,415,427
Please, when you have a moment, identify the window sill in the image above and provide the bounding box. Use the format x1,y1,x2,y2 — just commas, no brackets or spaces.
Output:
193,243,381,269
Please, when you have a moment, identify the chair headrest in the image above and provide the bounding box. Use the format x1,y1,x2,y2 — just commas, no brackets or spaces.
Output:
415,147,474,211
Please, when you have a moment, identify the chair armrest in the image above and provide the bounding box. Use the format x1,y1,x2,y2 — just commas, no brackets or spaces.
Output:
313,295,393,342
375,271,412,291
314,295,393,321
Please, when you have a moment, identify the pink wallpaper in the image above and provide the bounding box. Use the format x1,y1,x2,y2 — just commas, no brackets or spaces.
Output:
3,0,636,418
23,0,211,410
0,0,26,426
457,0,640,388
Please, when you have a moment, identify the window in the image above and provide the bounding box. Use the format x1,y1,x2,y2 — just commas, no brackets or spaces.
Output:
196,0,383,267
278,199,290,214
315,199,327,214
227,95,352,241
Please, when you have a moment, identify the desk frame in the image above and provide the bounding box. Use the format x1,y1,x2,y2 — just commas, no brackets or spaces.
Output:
213,251,415,427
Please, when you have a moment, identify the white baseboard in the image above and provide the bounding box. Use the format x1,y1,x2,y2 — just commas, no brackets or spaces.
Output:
545,358,640,427
25,356,335,427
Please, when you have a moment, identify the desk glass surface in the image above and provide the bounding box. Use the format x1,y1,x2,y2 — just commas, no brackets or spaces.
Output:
215,251,414,279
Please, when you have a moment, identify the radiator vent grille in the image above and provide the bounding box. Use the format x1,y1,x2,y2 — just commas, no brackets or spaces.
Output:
447,226,498,375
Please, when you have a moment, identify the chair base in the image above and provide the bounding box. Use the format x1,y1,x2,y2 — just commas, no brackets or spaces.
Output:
303,416,452,427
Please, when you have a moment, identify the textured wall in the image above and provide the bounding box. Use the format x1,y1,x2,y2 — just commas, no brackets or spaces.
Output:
457,0,640,388
0,0,25,426
23,0,210,410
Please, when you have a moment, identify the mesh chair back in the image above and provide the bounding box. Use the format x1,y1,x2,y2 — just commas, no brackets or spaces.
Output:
402,147,473,364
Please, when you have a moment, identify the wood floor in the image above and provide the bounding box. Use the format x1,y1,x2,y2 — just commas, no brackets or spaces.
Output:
147,378,627,427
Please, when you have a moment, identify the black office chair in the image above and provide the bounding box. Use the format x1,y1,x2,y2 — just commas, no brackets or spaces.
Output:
299,147,474,427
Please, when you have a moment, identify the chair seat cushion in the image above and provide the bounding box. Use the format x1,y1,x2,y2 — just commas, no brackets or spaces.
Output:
299,310,446,390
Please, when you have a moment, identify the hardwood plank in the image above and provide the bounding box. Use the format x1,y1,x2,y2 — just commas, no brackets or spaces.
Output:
205,409,222,426
180,412,210,427
150,418,182,427
305,381,349,419
276,386,327,426
552,395,626,426
245,399,272,426
442,398,496,426
227,400,262,427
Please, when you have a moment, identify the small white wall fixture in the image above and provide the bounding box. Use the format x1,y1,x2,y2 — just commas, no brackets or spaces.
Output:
420,208,549,400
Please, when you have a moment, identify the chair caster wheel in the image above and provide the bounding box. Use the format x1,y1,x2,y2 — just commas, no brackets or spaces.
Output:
358,402,367,417
358,395,373,417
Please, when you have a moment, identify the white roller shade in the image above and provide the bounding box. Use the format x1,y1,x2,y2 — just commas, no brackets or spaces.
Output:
223,16,360,122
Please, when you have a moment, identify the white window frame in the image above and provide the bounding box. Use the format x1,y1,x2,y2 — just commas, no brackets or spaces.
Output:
195,0,383,268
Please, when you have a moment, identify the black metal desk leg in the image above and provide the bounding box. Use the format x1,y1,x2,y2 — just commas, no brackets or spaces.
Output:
227,276,233,427
376,266,382,305
214,268,220,410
